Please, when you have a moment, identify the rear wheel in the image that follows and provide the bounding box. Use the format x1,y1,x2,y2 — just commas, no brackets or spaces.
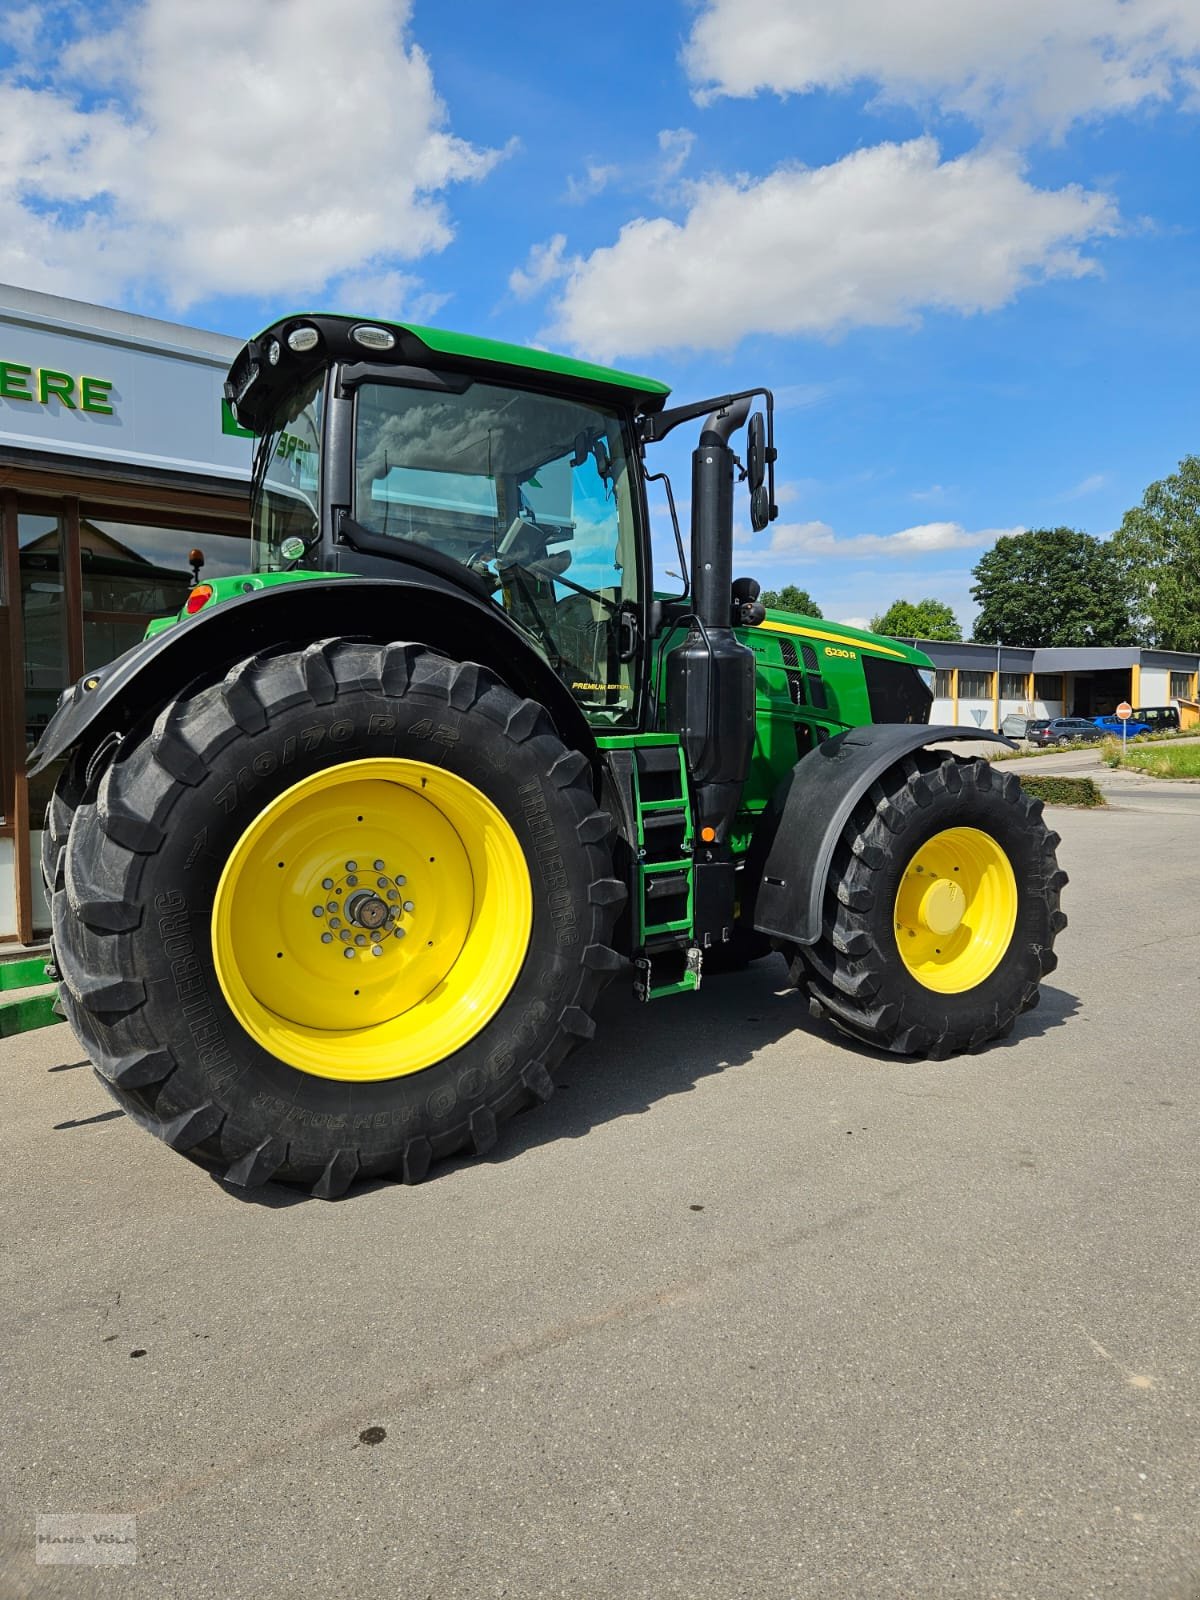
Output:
789,751,1066,1058
53,640,625,1194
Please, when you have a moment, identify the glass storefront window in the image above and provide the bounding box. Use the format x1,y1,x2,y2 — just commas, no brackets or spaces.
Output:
19,512,69,753
80,519,252,672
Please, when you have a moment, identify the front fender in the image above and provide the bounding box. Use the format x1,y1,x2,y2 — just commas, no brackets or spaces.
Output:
751,725,1014,946
28,573,597,777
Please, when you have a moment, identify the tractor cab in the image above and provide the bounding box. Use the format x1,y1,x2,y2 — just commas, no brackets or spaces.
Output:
231,315,680,729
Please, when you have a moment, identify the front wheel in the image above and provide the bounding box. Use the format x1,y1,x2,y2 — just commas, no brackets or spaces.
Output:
53,641,625,1195
789,751,1066,1058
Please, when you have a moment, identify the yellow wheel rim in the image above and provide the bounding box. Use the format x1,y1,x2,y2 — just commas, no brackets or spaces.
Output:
893,826,1017,995
211,759,533,1081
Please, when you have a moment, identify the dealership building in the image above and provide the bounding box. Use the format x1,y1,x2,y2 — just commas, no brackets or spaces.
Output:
904,640,1200,732
1,283,252,945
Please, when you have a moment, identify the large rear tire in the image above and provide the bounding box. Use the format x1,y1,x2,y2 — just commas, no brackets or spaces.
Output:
53,640,624,1195
789,751,1066,1058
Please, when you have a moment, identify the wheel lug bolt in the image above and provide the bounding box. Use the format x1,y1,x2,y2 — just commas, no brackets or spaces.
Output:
395,875,406,887
321,932,333,944
393,927,406,939
327,901,338,914
355,934,367,947
312,906,324,917
344,948,356,959
329,917,341,929
346,875,358,887
322,878,334,890
377,877,389,889
340,930,352,943
371,946,383,958
346,860,357,871
386,890,399,902
403,900,414,913
373,859,385,871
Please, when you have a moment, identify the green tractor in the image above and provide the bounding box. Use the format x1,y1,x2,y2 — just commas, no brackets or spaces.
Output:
31,315,1066,1196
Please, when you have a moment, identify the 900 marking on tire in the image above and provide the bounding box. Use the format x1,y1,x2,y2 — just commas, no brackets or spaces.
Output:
52,640,625,1196
792,750,1067,1059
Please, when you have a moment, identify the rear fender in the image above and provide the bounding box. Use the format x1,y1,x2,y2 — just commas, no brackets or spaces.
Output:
28,574,597,778
751,725,1014,946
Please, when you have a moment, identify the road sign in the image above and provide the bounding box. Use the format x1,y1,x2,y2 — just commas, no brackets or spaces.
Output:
1116,702,1133,719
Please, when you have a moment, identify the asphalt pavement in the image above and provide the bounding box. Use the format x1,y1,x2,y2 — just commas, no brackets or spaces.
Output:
2,779,1199,1600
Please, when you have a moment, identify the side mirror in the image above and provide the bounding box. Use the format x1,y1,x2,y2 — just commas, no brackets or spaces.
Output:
750,485,771,533
746,413,775,532
746,413,766,491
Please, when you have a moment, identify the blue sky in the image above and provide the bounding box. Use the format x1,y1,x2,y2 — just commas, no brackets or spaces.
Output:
2,0,1198,631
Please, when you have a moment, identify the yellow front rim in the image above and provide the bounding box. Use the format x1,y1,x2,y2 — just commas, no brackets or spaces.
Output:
211,759,533,1082
893,826,1018,994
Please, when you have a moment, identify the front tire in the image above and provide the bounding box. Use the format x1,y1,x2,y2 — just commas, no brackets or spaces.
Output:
53,641,625,1195
789,751,1066,1058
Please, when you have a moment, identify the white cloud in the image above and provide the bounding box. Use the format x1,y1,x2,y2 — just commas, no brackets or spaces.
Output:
0,0,501,309
683,0,1200,140
563,128,695,209
1056,471,1108,500
838,615,872,630
565,163,620,204
328,269,450,324
509,234,572,301
543,138,1117,359
746,516,1021,564
655,127,696,186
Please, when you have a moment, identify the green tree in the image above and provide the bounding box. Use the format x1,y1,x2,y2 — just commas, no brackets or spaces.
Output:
869,597,962,641
1111,455,1200,651
760,584,822,617
970,527,1134,646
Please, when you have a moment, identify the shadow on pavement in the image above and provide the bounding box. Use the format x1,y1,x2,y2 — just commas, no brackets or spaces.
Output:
44,954,1080,1200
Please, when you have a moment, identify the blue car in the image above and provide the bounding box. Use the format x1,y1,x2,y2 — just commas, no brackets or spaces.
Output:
1093,714,1152,737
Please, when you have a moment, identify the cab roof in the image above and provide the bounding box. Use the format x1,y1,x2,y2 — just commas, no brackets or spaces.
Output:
227,312,671,434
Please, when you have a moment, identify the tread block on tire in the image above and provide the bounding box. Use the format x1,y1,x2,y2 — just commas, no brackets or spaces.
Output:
548,750,590,789
400,1138,432,1185
224,1137,288,1189
379,641,420,697
160,1102,224,1152
559,1006,596,1040
448,661,483,710
97,777,165,855
582,943,622,972
469,1106,498,1155
301,641,339,704
222,658,269,732
504,699,547,742
312,1148,359,1199
521,1062,555,1103
576,811,613,845
588,878,626,907
101,1048,176,1090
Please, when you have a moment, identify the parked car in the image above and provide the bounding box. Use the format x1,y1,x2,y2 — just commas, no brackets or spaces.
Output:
1093,713,1152,737
1133,705,1180,732
1025,717,1106,747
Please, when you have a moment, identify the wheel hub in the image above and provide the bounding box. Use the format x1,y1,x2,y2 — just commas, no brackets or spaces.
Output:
917,876,966,937
309,856,418,960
